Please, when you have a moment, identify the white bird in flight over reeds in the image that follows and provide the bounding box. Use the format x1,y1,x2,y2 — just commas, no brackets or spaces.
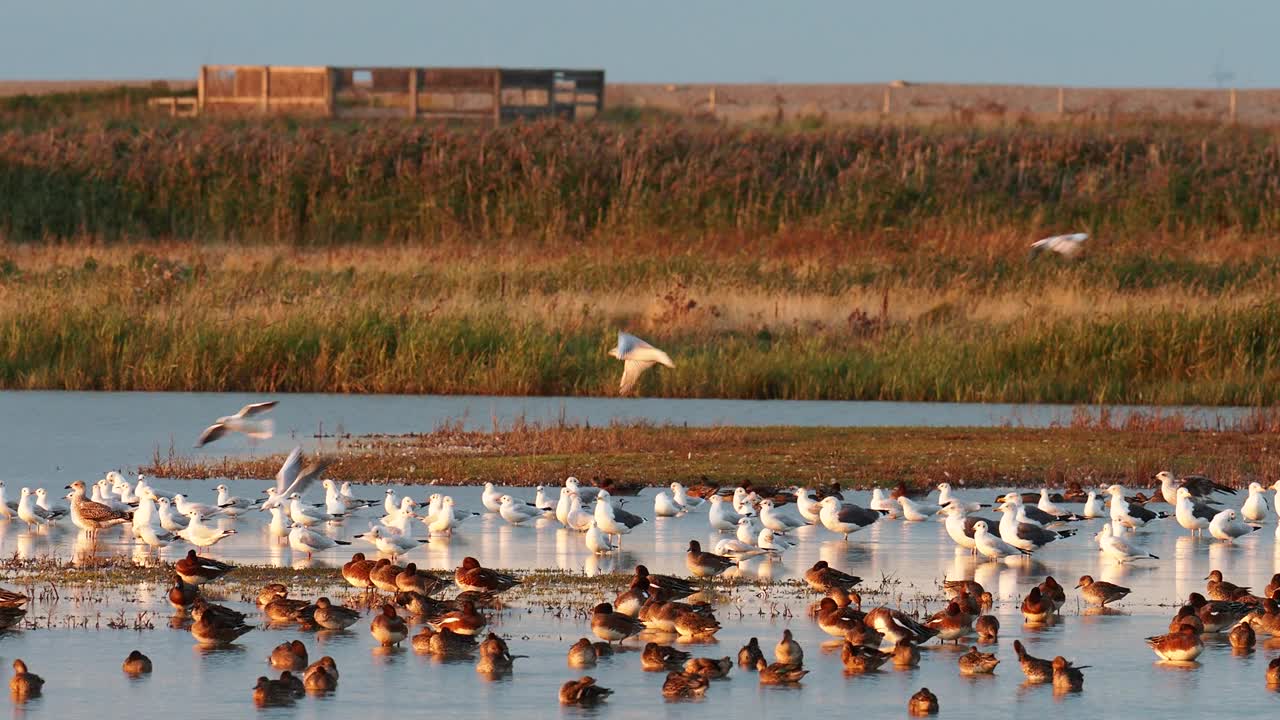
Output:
608,332,674,395
1029,232,1087,259
194,401,278,447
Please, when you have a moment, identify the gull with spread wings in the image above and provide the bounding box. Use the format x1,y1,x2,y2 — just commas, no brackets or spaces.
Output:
608,332,674,396
261,447,333,511
194,401,279,447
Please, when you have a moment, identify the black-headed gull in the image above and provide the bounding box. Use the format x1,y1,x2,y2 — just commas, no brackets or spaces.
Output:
609,331,674,395
194,400,278,447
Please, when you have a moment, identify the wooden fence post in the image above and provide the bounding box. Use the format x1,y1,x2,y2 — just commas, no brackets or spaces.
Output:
323,68,335,118
1229,88,1238,124
197,66,206,115
261,65,270,113
408,68,419,119
709,86,716,115
1057,87,1065,115
882,87,891,115
492,69,502,127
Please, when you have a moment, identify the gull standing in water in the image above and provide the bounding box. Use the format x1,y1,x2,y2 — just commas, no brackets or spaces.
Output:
564,493,596,531
290,523,352,558
1241,482,1270,523
869,488,899,518
972,521,1029,560
17,488,58,531
1037,489,1072,518
499,495,549,526
594,491,645,547
66,480,132,535
998,505,1075,554
1175,488,1216,536
759,499,806,533
194,401,278,447
818,496,882,540
708,495,746,532
585,521,617,555
178,510,237,548
898,495,941,522
671,483,704,511
1097,522,1158,563
653,491,685,517
608,331,675,395
1156,470,1236,505
156,498,189,532
1208,509,1258,543
937,483,985,513
1081,490,1105,519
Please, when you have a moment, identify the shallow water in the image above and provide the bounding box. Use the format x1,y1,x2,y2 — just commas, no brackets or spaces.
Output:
3,478,1280,718
0,390,1260,480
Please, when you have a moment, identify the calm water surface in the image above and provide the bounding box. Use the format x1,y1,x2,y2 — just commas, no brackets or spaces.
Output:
1,480,1279,719
0,390,1261,480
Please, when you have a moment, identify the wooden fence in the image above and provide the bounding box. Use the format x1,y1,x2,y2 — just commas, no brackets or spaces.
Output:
196,65,604,122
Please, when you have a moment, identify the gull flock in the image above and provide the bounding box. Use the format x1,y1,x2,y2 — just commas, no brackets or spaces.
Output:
4,391,1280,709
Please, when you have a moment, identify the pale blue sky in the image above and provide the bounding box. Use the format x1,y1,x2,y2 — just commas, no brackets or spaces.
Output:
2,0,1274,87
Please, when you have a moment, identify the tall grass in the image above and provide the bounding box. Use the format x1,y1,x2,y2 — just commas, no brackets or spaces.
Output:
3,121,1280,244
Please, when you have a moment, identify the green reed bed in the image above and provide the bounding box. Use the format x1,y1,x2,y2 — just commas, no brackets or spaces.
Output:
2,284,1277,403
3,120,1280,243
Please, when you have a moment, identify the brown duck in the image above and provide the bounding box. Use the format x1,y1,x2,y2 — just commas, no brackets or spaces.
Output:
958,646,999,675
560,676,612,706
641,642,691,671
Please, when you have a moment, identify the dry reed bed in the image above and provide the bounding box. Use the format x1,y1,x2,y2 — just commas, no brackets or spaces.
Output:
144,417,1280,489
4,121,1280,243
